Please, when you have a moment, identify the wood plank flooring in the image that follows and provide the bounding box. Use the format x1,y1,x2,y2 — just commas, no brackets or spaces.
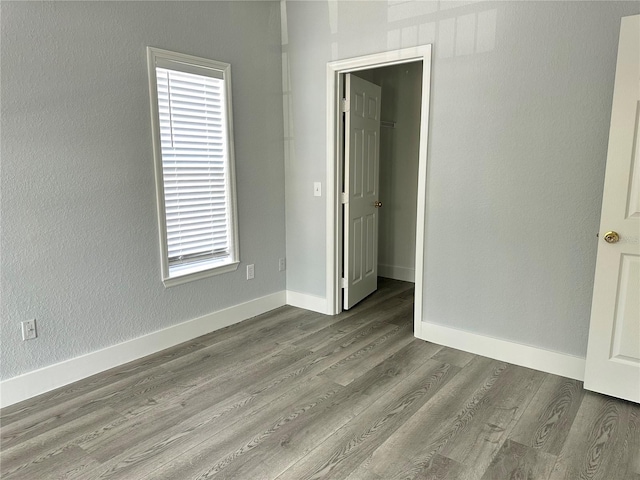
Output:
1,278,639,479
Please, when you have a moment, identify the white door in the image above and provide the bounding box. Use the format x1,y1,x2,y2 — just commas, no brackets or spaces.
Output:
584,14,640,403
343,74,382,310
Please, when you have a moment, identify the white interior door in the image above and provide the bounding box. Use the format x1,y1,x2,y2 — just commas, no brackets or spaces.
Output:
343,74,382,310
584,14,640,403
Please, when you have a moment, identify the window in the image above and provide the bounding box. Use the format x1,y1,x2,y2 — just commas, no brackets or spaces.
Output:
147,47,239,286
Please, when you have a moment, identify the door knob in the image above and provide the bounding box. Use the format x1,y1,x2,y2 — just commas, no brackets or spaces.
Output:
603,231,620,243
374,201,383,208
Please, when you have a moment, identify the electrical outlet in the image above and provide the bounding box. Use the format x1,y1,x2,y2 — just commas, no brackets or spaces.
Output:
21,319,37,341
279,258,286,272
247,264,255,280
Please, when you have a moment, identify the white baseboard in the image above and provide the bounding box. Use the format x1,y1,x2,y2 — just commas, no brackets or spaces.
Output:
417,321,586,381
0,291,286,408
378,264,415,283
286,290,328,314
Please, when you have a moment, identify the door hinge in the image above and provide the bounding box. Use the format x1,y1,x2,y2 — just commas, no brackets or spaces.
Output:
340,98,348,113
340,192,348,204
340,277,347,288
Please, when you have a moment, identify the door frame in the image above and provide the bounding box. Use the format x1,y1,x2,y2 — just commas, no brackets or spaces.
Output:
325,44,432,338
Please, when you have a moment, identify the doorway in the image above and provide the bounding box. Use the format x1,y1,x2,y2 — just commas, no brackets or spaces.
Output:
325,45,432,339
353,62,423,277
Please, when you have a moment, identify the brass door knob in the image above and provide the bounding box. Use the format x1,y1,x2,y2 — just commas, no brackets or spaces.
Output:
374,201,383,208
603,231,620,243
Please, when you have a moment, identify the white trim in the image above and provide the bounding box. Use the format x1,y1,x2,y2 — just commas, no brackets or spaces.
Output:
0,292,286,408
326,45,432,330
286,290,329,314
412,46,432,339
378,264,415,283
163,260,240,287
417,322,586,381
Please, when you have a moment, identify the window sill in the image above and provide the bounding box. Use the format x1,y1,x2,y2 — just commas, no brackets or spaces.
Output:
162,259,240,287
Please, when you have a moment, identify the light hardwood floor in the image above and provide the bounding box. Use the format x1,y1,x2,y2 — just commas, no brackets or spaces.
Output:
1,279,639,479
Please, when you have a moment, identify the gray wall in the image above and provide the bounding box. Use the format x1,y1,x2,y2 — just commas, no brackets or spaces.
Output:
0,1,285,380
356,63,422,281
283,1,640,357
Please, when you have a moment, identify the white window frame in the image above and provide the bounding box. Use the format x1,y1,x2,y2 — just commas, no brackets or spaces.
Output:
147,47,240,287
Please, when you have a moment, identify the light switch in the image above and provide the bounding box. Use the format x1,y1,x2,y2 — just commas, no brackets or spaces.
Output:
314,182,322,197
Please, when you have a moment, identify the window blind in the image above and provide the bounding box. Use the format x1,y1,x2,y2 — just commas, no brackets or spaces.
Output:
156,67,231,268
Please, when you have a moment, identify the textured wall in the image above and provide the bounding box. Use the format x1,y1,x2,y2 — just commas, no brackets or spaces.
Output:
355,63,422,278
282,1,640,356
0,1,285,380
